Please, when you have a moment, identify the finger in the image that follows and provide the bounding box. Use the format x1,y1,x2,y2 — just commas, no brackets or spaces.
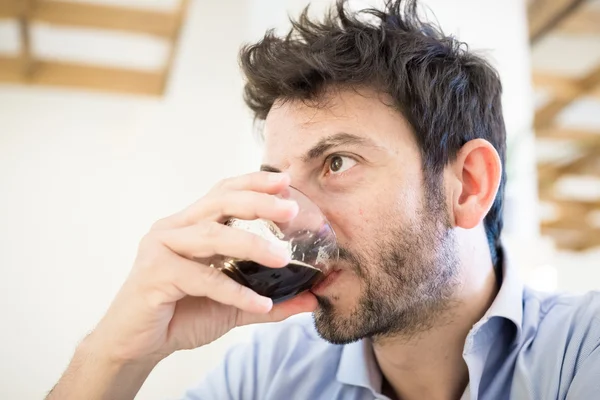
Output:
236,292,318,326
153,189,297,231
152,172,291,230
218,171,291,192
195,190,298,224
159,221,292,268
169,253,274,314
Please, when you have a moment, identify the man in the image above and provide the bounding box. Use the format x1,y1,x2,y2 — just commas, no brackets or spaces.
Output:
47,1,600,399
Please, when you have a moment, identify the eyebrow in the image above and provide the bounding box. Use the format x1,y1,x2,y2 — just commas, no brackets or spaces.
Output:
260,164,282,173
260,132,378,172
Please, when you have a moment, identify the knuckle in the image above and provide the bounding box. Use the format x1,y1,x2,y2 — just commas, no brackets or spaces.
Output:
159,261,179,284
199,221,221,239
150,217,171,231
136,274,173,309
241,192,263,214
253,193,277,217
135,256,180,302
217,192,236,217
133,268,158,292
213,177,233,191
138,231,160,253
266,193,280,208
232,279,253,301
142,288,168,309
203,265,225,286
136,233,168,267
183,197,211,225
130,259,161,295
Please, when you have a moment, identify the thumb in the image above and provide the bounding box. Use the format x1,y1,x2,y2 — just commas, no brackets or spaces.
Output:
237,292,318,326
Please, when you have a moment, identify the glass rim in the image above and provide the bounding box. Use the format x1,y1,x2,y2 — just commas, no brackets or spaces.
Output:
283,185,339,264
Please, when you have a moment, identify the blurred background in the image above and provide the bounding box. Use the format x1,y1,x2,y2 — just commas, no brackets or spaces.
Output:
0,0,598,398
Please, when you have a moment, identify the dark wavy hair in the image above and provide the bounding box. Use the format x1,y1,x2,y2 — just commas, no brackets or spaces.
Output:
239,0,506,269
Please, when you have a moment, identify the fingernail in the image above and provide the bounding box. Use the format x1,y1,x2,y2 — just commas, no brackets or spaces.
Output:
277,198,298,213
268,173,285,182
256,295,273,311
269,241,291,262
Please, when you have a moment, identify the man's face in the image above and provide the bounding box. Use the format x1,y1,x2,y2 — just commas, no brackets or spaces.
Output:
261,88,460,343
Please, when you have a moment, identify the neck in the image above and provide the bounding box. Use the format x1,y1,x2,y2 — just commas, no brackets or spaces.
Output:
374,228,499,400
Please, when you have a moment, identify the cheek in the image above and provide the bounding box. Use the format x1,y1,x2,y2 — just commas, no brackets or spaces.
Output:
323,185,417,246
391,181,425,221
326,202,374,245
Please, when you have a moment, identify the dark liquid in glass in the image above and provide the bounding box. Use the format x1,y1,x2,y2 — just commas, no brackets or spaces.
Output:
222,260,324,303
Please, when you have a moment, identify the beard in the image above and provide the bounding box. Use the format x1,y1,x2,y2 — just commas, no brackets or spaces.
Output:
312,187,460,345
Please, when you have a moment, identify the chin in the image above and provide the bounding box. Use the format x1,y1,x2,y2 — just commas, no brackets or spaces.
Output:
313,290,357,315
311,294,366,344
312,313,364,345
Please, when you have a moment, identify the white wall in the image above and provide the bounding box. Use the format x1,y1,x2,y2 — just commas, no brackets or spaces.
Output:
0,1,260,398
554,249,600,293
0,0,594,399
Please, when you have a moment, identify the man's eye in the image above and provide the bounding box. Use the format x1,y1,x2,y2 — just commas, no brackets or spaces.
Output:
328,155,357,175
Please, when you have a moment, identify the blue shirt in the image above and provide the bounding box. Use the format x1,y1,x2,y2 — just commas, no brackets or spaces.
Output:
183,255,600,399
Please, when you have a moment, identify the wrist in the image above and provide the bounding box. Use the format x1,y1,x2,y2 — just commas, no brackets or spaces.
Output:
79,329,164,369
46,336,159,400
46,334,160,400
82,327,169,368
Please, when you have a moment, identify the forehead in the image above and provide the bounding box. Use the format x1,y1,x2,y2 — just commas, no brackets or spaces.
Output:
261,88,417,165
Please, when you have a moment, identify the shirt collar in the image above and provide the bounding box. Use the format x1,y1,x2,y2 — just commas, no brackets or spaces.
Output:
336,337,382,392
478,248,524,337
335,246,525,389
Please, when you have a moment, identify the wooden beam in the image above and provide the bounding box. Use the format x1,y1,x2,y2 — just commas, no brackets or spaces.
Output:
18,0,35,78
561,151,600,175
536,127,600,141
0,0,191,96
0,0,180,38
0,0,22,18
528,0,586,43
541,199,599,222
538,145,600,200
532,72,580,99
0,56,23,81
592,84,600,101
160,0,190,93
543,218,597,232
580,64,600,91
0,56,163,96
541,198,600,251
538,147,600,186
557,8,600,35
537,166,560,189
542,226,600,250
534,65,600,130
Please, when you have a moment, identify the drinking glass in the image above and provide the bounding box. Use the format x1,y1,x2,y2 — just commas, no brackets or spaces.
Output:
212,186,338,303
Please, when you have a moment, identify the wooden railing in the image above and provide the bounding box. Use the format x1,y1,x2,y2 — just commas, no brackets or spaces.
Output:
528,0,600,250
0,0,190,96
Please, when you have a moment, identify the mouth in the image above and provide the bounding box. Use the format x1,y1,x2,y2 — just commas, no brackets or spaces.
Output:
311,267,342,294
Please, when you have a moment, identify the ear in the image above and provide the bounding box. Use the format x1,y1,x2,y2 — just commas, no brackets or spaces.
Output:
449,139,502,229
